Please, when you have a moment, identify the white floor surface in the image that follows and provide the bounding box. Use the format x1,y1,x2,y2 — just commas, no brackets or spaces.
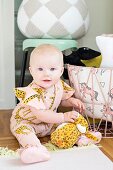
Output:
0,145,113,170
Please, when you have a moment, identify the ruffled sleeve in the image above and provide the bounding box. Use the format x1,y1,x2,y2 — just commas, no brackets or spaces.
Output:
14,88,26,102
14,86,46,110
61,80,75,100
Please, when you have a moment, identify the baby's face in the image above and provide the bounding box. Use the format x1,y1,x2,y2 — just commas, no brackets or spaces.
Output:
29,46,64,89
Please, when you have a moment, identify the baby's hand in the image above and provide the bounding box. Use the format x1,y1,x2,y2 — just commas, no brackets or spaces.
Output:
64,111,78,123
70,98,85,113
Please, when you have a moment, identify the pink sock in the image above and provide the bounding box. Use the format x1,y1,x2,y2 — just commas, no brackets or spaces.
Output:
20,145,50,164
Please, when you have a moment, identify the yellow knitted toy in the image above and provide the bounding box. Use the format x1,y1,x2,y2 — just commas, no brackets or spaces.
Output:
51,113,100,149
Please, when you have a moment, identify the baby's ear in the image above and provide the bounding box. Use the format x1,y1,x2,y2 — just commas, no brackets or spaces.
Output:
29,66,32,75
14,88,26,101
61,66,64,75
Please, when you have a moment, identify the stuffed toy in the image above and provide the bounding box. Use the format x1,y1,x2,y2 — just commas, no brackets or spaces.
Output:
51,112,100,149
63,47,102,79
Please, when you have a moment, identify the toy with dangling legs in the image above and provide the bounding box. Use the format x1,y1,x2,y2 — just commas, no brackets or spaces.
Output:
51,112,101,148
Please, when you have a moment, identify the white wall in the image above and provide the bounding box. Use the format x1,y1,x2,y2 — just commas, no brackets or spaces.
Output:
78,0,113,50
0,0,15,109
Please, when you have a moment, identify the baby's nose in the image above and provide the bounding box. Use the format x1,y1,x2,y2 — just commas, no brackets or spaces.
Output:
44,70,51,76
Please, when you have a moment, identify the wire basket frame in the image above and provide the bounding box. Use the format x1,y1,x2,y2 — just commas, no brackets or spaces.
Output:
67,64,113,138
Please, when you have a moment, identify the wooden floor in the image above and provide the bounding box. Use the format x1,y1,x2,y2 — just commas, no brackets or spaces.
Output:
0,109,113,162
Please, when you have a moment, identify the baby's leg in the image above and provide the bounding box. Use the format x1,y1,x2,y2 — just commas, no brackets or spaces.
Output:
12,124,50,164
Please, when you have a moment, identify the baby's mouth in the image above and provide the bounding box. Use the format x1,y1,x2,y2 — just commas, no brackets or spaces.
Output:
43,80,51,82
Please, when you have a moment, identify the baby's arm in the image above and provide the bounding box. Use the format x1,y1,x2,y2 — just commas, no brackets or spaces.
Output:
60,97,85,113
30,107,64,123
60,81,85,113
29,107,78,124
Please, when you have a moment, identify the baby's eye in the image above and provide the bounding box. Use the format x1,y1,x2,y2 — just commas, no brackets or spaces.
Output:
50,68,56,71
37,68,43,71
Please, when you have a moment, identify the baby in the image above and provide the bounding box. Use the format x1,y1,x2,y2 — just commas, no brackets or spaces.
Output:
10,44,101,164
